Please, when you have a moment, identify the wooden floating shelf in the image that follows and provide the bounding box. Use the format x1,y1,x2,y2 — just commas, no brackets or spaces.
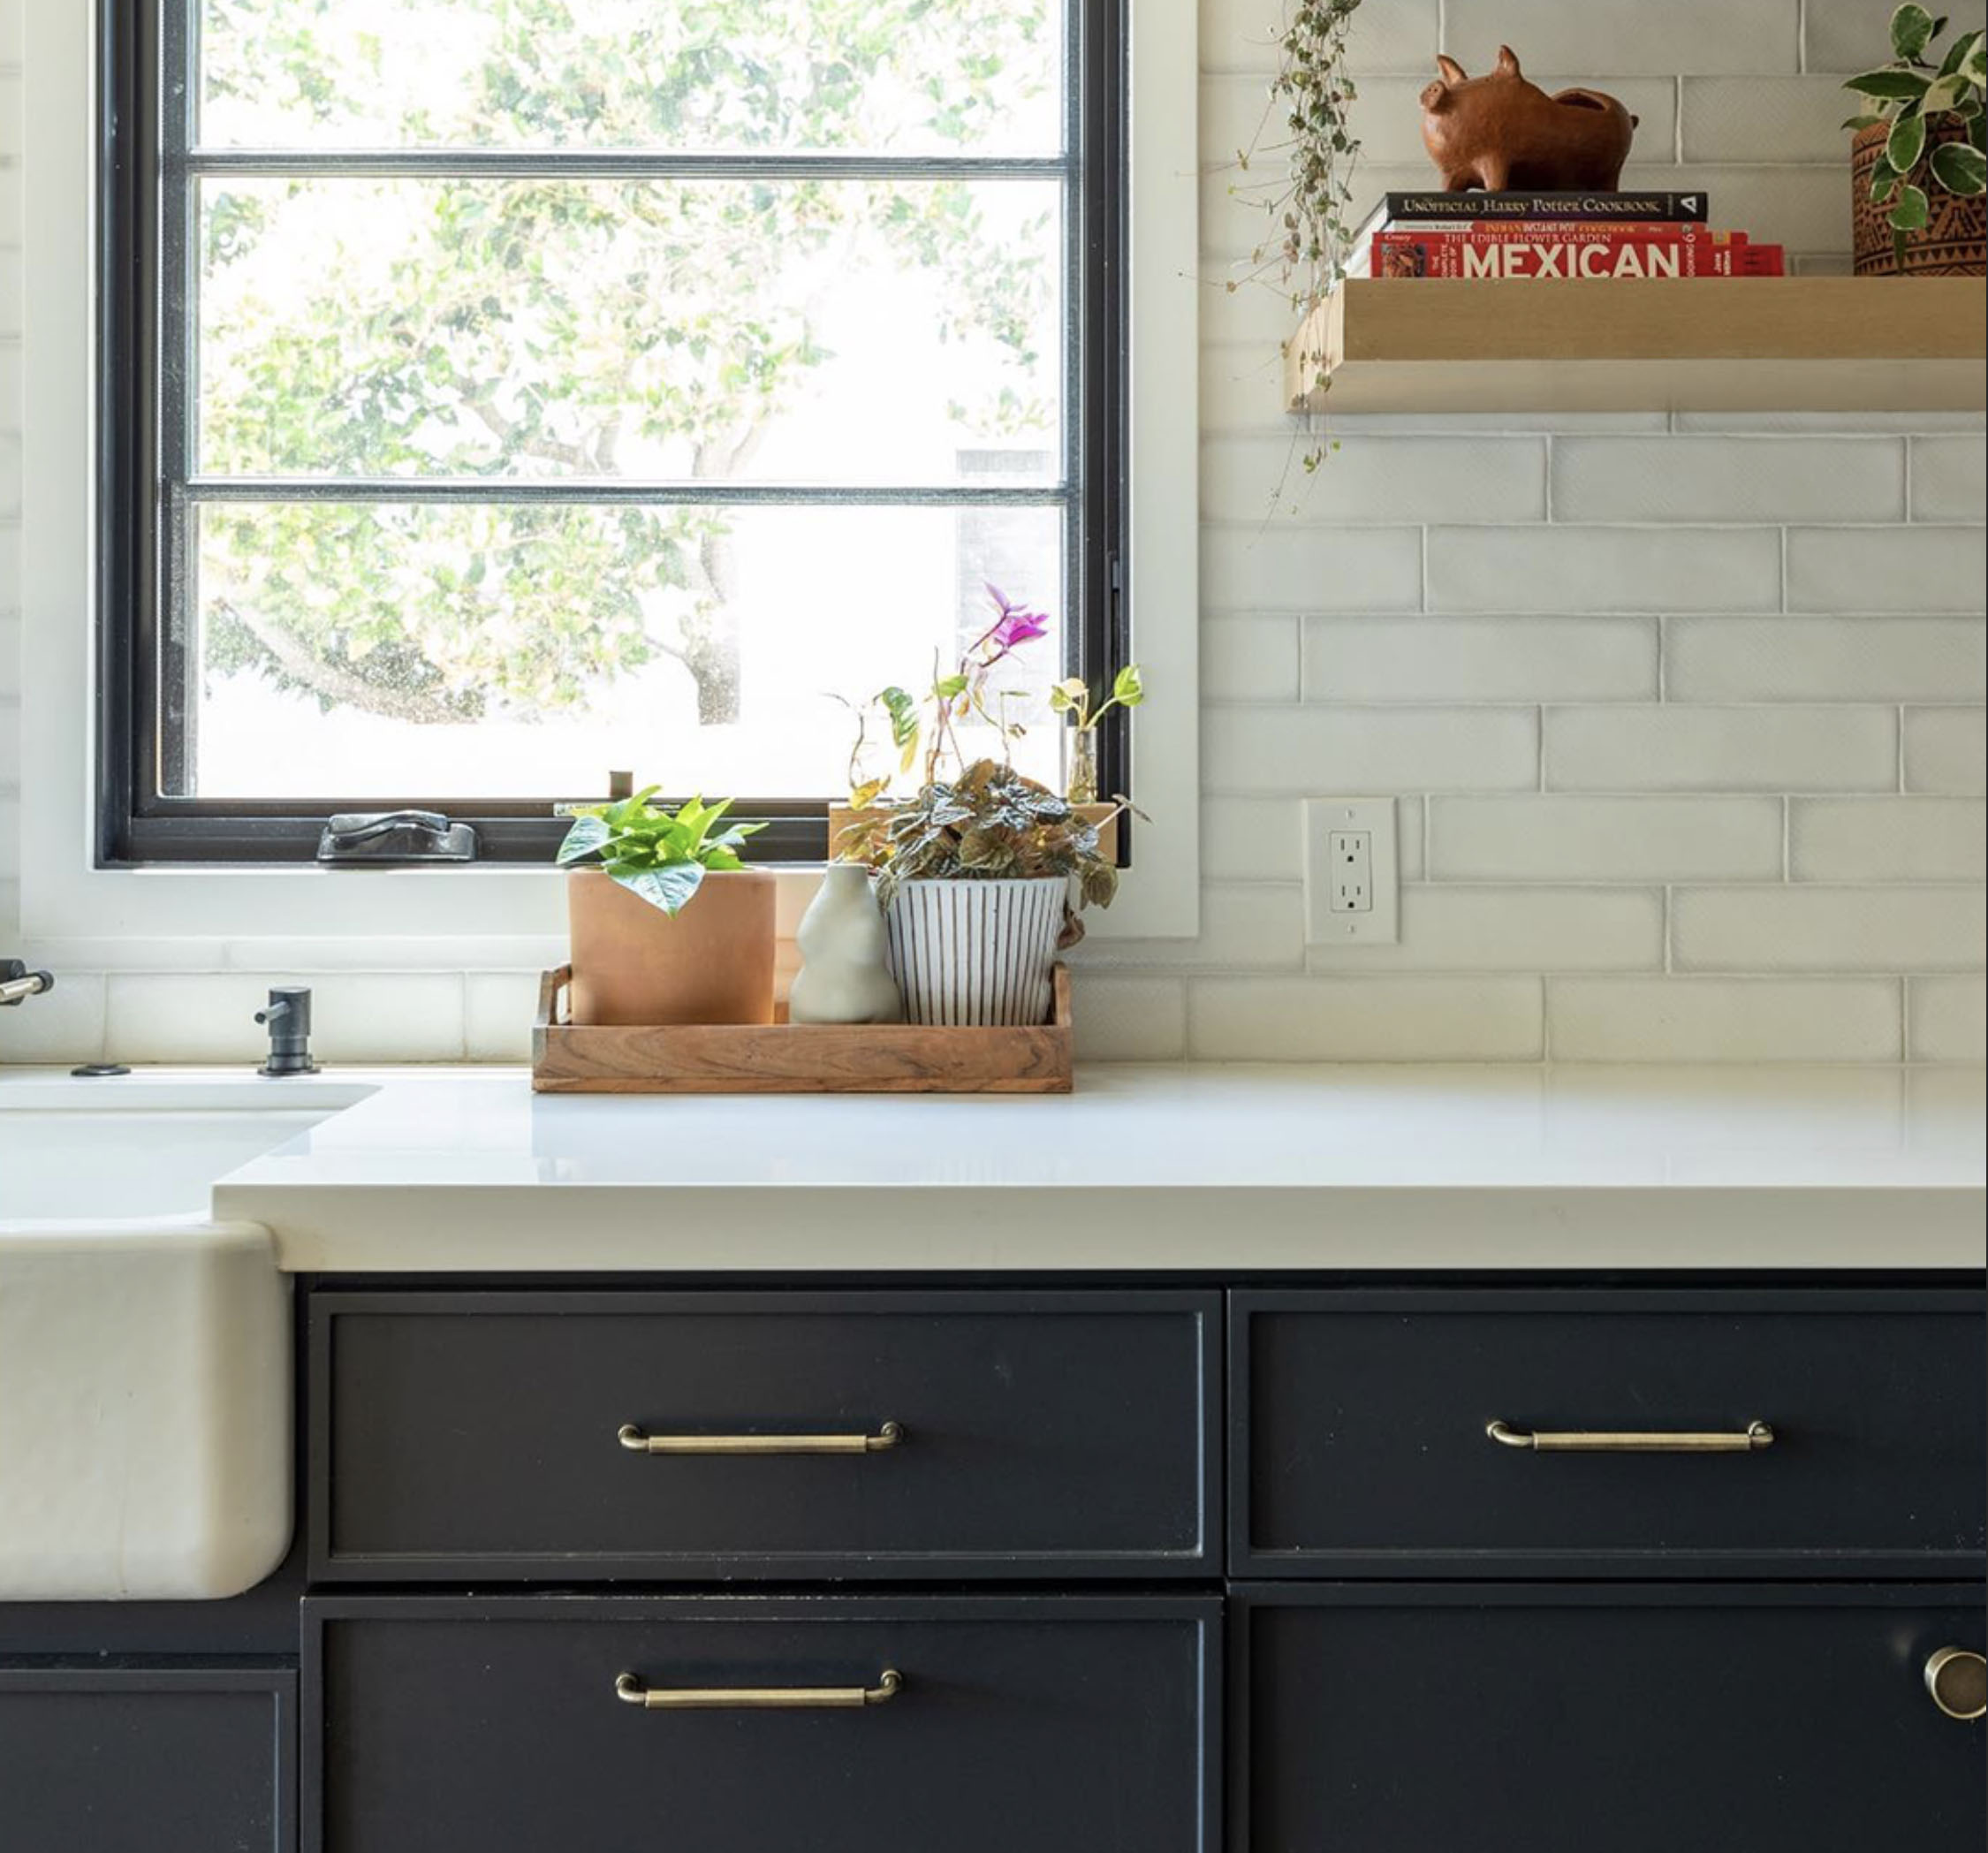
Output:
1286,277,1987,414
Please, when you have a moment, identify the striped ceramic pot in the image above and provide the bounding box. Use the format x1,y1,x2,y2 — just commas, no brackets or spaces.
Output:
882,877,1067,1027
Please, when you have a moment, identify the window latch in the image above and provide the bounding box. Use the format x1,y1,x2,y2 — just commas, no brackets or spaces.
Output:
316,810,479,865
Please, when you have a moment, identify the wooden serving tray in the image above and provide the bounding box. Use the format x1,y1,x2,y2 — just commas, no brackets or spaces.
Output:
532,965,1073,1095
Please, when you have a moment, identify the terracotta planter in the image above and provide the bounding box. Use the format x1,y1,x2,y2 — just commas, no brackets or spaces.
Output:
1852,120,1987,277
566,867,776,1027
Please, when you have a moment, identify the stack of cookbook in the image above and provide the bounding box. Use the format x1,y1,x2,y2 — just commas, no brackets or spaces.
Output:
1348,190,1787,279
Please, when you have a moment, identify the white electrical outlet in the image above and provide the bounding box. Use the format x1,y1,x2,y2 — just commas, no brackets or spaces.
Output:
1305,799,1400,944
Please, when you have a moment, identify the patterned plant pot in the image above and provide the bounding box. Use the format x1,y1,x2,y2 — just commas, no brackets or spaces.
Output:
882,877,1067,1027
1852,120,1987,277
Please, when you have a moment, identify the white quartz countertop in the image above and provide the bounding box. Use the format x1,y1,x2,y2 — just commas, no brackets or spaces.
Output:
203,1064,1988,1273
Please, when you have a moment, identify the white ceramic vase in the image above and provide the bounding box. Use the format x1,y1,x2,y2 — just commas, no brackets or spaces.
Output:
788,864,904,1025
883,877,1066,1027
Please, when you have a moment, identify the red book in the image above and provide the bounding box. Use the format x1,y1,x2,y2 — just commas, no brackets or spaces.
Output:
1372,228,1784,278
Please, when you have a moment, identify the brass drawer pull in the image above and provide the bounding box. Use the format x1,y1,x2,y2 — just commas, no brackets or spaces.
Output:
1925,1648,1987,1721
617,1421,904,1455
615,1669,904,1711
1486,1419,1774,1454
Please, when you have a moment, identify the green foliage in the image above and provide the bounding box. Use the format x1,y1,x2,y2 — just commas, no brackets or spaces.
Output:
558,786,765,915
198,0,1055,728
1844,7,1988,259
842,758,1122,945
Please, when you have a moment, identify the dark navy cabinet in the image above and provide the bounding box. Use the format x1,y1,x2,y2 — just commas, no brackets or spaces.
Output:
4,1279,1982,1849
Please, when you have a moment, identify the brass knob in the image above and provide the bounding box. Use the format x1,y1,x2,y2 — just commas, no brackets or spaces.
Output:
1924,1647,1987,1721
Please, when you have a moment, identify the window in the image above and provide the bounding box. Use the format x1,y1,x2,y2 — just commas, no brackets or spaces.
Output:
100,0,1127,863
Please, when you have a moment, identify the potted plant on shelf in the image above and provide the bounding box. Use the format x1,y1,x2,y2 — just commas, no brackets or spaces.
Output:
1051,664,1144,804
1844,6,1987,276
840,759,1123,1027
558,789,772,1026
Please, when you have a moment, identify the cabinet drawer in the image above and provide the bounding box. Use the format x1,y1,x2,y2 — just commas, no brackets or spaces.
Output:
1238,1585,1986,1853
303,1595,1219,1853
311,1290,1218,1579
1233,1289,1984,1576
0,1667,294,1853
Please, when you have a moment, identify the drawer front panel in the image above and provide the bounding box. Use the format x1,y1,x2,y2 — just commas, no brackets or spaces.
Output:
305,1595,1219,1853
1240,1586,1987,1853
1234,1288,1984,1576
312,1290,1218,1578
0,1668,294,1853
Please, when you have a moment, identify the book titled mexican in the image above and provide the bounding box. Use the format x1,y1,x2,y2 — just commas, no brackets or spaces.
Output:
1382,190,1711,224
1373,226,1786,279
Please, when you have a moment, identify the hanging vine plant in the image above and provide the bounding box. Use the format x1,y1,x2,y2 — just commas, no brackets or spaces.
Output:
1230,0,1365,469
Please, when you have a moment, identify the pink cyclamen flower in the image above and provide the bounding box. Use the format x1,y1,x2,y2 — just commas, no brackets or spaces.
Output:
983,582,1051,655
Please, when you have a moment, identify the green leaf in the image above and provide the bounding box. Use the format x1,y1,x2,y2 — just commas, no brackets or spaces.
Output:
1888,110,1929,173
615,861,705,917
933,672,968,700
1843,113,1888,130
1871,162,1902,204
1844,67,1934,100
1893,3,1937,60
556,813,611,864
1923,73,1968,113
1930,137,1988,192
1890,180,1933,227
1112,663,1145,707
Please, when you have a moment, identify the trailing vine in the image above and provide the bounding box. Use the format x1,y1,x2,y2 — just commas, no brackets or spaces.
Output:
1229,0,1365,472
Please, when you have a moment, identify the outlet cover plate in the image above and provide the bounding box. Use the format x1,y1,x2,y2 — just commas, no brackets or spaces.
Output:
1305,798,1400,944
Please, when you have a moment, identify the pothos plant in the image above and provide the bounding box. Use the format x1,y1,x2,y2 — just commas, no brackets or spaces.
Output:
1231,0,1364,470
1844,6,1988,258
556,788,764,916
841,758,1123,946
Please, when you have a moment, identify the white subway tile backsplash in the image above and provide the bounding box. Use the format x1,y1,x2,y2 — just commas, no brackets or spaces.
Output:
1200,795,1307,883
1672,885,1987,971
1666,616,1987,702
1205,704,1540,793
1200,0,1440,75
1306,885,1664,970
1445,0,1799,74
1187,975,1544,1060
1427,527,1782,613
1428,795,1787,882
1306,615,1656,703
0,969,106,1065
1904,708,1988,795
1548,977,1901,1062
1086,882,1306,970
1803,0,1930,72
1203,434,1548,524
1789,799,1988,883
0,697,17,794
1910,437,1988,523
1551,437,1905,525
1679,74,1867,163
464,970,542,1063
0,254,19,341
1203,616,1301,701
0,432,17,519
1787,527,1988,612
1073,976,1189,1060
1201,524,1423,612
1908,976,1988,1063
103,972,467,1064
1545,705,1898,792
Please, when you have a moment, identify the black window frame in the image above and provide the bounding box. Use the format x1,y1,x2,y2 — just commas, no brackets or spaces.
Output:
96,0,1129,867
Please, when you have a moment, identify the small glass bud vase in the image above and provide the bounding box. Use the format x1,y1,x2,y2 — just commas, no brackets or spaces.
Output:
1064,725,1099,805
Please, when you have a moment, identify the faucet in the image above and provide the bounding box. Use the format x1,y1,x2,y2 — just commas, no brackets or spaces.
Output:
254,985,320,1076
0,960,55,1008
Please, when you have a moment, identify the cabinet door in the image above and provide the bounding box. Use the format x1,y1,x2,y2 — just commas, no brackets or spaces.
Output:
0,1667,294,1853
1238,1585,1985,1853
305,1594,1220,1853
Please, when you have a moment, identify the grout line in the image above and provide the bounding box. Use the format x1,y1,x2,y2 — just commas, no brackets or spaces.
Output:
1778,528,1789,613
1897,705,1908,794
1543,435,1554,522
1903,437,1916,521
1780,796,1792,882
1797,0,1810,75
1663,885,1674,974
1673,77,1684,164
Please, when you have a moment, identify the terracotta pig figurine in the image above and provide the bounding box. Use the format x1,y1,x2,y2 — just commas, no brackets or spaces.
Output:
1420,45,1637,192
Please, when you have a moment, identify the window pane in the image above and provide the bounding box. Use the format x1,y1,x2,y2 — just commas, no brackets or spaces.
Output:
186,500,1067,800
194,178,1063,485
195,0,1064,156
